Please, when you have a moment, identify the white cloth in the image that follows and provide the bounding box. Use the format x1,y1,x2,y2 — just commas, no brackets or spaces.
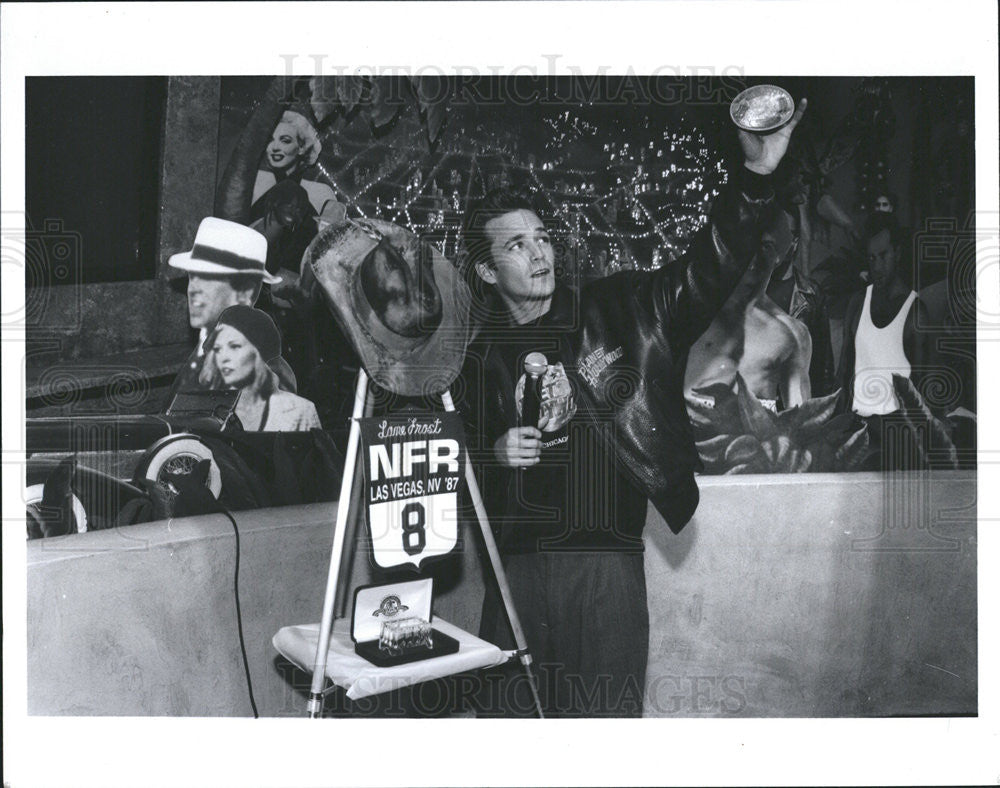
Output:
272,618,506,700
852,285,917,416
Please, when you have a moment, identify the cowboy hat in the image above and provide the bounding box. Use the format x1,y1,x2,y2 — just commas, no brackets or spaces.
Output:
169,217,281,284
305,216,470,397
316,199,348,231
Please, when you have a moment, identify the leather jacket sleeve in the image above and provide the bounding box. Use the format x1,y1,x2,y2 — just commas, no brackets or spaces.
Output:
650,166,776,351
838,290,864,413
805,291,836,396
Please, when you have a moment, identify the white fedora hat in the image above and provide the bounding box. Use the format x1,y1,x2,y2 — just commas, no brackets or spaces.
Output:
169,217,280,284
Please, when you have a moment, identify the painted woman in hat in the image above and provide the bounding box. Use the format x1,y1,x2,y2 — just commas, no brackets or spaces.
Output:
202,305,321,432
250,110,337,221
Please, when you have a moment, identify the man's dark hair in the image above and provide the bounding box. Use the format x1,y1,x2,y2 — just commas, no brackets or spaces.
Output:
461,188,540,276
460,188,542,328
864,211,914,287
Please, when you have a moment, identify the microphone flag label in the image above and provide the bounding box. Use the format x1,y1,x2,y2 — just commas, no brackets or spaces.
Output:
358,412,465,569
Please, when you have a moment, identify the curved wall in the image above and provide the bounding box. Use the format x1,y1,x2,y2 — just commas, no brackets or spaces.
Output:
644,471,976,716
27,472,976,716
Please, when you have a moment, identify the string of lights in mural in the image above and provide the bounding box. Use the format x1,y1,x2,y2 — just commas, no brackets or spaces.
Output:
309,105,729,279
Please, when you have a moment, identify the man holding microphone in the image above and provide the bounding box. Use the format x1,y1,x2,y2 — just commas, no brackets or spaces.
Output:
459,97,806,717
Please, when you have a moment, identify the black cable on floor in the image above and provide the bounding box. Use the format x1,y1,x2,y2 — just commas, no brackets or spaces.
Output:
218,506,259,718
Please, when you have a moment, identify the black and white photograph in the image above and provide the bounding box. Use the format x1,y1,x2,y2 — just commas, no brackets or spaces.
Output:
3,2,998,786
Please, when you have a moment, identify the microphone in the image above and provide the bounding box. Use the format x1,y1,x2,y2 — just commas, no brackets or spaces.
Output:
521,352,548,429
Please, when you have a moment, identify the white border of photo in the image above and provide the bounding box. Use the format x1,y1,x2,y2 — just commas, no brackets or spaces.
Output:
2,2,997,786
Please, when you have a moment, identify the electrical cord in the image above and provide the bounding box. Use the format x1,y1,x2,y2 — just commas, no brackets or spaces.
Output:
217,505,259,718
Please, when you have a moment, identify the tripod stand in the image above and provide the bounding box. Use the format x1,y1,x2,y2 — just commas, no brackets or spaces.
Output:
303,368,544,718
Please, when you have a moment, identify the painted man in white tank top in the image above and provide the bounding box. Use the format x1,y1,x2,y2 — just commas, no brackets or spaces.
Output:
840,213,928,416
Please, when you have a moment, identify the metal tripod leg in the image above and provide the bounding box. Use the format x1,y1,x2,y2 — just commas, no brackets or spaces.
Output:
336,384,375,619
307,368,369,718
440,390,545,719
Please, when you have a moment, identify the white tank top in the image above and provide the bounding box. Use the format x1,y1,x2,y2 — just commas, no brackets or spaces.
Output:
852,285,917,416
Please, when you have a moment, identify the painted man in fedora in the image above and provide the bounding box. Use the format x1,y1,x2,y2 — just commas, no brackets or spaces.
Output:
166,217,298,404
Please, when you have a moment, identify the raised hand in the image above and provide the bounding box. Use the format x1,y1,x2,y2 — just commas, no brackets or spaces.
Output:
741,98,807,175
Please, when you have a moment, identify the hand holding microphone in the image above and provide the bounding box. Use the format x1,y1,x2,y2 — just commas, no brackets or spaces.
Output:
494,352,548,468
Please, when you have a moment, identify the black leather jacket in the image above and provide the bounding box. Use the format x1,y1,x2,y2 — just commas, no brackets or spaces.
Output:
460,167,777,535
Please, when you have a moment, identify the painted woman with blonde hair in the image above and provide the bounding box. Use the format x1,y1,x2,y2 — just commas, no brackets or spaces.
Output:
250,110,336,220
202,305,320,432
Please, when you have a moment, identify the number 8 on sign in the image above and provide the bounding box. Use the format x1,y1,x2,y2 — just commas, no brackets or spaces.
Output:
401,502,427,556
367,491,458,569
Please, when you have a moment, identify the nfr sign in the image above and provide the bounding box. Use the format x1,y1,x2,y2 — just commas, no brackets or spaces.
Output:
358,413,465,569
